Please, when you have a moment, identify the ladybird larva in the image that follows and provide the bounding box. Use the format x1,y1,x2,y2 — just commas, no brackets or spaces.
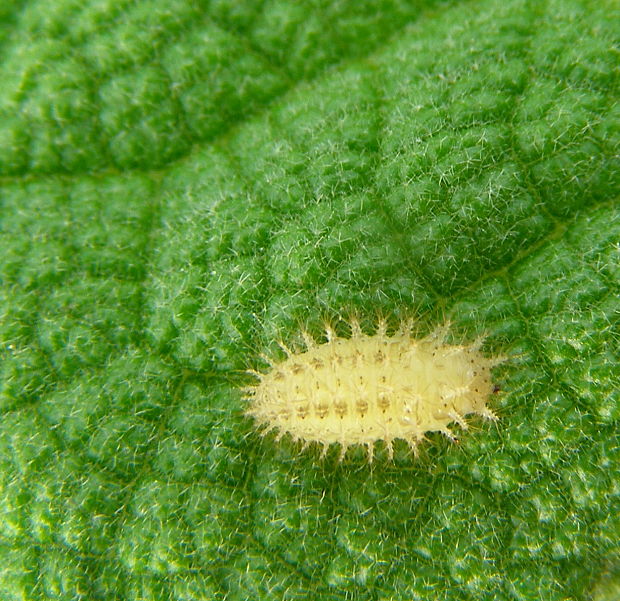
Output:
244,317,506,462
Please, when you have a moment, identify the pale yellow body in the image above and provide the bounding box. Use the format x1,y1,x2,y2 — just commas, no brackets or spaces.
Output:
245,320,500,460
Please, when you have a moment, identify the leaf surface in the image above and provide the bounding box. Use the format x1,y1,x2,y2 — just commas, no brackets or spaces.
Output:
0,0,618,599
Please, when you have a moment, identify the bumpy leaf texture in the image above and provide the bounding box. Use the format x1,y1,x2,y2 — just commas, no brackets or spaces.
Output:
0,0,618,599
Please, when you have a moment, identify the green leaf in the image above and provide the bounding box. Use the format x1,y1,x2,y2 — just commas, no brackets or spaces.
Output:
0,0,618,599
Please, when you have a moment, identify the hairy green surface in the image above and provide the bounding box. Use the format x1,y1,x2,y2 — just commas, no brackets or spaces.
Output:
0,0,618,599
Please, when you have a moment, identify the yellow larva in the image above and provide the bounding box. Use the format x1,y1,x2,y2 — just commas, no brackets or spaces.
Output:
244,317,506,462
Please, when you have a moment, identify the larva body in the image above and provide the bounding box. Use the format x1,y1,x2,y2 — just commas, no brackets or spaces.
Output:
244,318,503,461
